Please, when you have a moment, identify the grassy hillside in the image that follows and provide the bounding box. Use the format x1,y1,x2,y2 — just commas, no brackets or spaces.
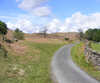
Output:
71,43,100,81
25,32,79,41
0,38,67,83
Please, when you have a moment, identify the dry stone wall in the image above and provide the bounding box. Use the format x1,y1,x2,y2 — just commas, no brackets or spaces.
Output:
85,44,100,67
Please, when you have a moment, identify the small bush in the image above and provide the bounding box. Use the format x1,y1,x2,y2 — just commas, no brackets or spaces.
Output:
88,41,92,48
64,38,69,41
13,29,24,40
5,39,13,43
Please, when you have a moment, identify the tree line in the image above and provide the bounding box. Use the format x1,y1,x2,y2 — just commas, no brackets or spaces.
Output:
79,28,100,42
85,29,100,42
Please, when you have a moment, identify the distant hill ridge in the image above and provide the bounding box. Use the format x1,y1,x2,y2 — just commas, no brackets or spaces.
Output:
7,29,79,40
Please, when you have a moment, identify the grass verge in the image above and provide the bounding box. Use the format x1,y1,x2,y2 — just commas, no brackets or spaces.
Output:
71,42,100,81
0,39,66,83
91,42,100,52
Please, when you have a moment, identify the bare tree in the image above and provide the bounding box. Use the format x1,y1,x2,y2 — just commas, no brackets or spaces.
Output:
39,26,48,38
43,27,48,38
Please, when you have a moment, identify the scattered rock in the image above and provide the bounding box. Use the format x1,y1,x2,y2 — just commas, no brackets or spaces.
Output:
18,69,25,76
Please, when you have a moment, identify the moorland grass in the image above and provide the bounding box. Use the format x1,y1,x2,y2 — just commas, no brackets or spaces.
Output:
0,39,66,83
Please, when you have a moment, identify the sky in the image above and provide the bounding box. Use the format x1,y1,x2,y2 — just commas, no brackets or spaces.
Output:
0,0,100,33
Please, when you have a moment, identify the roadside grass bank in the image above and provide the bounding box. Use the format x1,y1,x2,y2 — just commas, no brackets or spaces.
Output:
71,42,100,81
0,39,67,83
91,42,100,52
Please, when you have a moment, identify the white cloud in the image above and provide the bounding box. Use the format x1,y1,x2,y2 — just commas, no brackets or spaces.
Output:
6,15,41,33
16,0,51,17
33,6,51,17
63,12,100,32
18,0,47,10
46,12,100,33
7,17,61,33
6,12,100,33
7,19,41,33
47,19,62,33
16,0,20,2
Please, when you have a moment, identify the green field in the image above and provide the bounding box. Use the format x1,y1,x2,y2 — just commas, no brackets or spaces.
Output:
71,43,100,81
0,39,66,83
91,42,100,52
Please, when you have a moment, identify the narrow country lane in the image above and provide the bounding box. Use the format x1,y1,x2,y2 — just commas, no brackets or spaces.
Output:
51,44,100,83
